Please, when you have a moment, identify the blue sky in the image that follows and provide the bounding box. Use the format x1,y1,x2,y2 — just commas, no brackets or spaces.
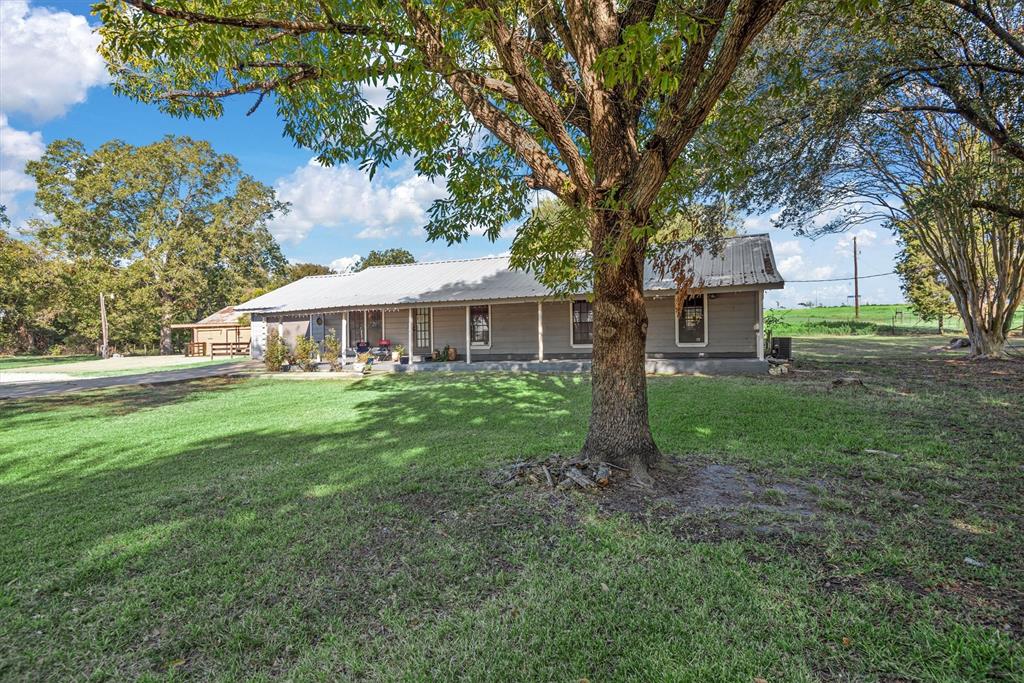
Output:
0,0,905,308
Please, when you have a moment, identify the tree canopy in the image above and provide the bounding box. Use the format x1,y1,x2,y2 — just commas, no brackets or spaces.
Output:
96,0,868,472
355,248,416,271
25,136,287,353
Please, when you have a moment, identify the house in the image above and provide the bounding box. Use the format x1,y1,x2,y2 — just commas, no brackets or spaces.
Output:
236,234,784,373
171,305,251,356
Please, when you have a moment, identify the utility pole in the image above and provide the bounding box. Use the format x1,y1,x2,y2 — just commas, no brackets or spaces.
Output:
99,293,110,359
853,236,860,319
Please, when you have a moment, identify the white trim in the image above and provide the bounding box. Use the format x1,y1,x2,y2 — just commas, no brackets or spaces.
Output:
429,306,435,354
756,291,764,360
537,301,544,361
465,306,472,363
675,293,710,347
568,300,594,348
468,304,492,349
341,316,348,365
407,308,414,365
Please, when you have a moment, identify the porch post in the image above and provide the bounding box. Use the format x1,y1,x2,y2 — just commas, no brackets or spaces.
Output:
757,290,765,361
465,305,472,364
537,301,544,361
408,307,415,366
341,315,348,366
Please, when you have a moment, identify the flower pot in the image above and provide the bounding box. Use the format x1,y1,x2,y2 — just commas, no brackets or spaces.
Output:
447,347,457,361
392,351,400,362
400,356,409,365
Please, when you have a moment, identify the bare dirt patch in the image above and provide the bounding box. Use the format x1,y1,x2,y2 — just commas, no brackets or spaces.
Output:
492,455,828,540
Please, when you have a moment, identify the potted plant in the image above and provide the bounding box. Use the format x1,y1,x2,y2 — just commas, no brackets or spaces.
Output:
395,344,408,364
446,345,457,361
432,348,441,361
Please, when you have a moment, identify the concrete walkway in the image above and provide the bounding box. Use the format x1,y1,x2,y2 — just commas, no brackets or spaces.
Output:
0,361,258,401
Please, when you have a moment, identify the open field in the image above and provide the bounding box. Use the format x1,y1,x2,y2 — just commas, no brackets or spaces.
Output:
769,304,1024,337
1,337,1021,680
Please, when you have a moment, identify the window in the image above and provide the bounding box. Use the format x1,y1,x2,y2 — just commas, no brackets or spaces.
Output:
677,294,707,345
470,305,490,346
414,308,431,351
571,300,593,346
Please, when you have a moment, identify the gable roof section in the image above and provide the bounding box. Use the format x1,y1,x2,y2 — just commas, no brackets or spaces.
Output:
237,234,784,314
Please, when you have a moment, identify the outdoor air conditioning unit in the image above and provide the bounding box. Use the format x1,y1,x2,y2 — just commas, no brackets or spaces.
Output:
770,337,793,360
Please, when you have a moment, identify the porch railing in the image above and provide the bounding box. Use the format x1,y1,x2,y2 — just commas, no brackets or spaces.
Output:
210,341,250,357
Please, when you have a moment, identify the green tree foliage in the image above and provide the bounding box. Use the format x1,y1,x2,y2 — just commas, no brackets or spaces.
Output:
355,249,416,271
895,234,958,333
25,136,287,353
95,0,867,471
708,0,1023,356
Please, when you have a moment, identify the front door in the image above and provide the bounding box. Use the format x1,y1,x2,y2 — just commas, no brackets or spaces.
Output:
413,307,431,356
367,309,383,345
347,311,365,347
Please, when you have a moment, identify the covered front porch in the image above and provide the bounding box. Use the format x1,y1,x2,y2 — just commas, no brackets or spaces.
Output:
256,299,556,366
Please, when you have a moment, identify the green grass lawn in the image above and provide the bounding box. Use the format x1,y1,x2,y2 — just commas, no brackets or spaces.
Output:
0,354,98,370
769,303,1024,337
1,344,1021,680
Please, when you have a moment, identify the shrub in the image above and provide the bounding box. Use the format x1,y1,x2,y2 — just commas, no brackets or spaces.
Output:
264,330,288,371
46,344,66,357
293,336,319,371
322,331,341,366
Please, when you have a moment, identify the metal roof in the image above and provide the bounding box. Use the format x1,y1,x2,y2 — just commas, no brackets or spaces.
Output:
237,234,784,314
171,305,247,328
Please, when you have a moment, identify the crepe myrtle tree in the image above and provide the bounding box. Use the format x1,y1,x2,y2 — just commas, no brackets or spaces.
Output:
97,0,862,474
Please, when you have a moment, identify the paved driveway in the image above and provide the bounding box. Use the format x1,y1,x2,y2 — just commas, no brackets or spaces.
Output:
0,361,258,401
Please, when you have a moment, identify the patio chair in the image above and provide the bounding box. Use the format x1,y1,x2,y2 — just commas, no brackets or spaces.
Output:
375,338,392,361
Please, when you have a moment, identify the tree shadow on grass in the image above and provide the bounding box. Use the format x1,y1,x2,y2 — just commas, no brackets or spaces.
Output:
0,376,245,426
0,373,590,679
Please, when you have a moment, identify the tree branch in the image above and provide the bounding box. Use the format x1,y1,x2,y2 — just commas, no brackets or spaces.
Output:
970,200,1024,220
937,0,1024,60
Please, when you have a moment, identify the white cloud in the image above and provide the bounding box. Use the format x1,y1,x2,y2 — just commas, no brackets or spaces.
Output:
0,113,45,216
0,1,108,121
778,254,805,276
835,228,877,253
268,159,446,243
777,254,834,282
329,254,362,273
773,240,803,257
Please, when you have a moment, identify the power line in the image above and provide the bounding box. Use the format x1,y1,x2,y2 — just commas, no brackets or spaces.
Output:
785,270,897,283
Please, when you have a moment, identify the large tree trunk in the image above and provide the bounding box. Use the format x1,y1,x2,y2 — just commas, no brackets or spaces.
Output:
159,294,174,355
580,218,661,477
963,313,1011,358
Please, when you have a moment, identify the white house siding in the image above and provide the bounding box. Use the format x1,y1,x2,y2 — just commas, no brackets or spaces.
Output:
646,291,758,357
250,316,266,359
383,308,410,350
476,302,540,360
250,289,760,361
538,301,588,358
431,305,465,355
